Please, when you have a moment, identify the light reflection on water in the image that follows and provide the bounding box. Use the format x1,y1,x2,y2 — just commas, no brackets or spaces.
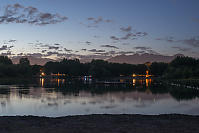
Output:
0,78,199,117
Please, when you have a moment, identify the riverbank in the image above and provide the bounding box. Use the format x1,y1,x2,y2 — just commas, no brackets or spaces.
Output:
0,114,199,133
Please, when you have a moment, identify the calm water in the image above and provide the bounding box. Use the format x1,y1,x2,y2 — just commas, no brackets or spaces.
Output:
0,78,199,117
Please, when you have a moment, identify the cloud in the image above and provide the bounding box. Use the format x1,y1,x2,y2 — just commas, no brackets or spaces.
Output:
133,46,159,55
156,36,176,42
117,51,135,55
41,50,47,53
85,41,92,45
1,39,17,44
120,33,134,40
120,26,132,32
78,54,111,62
157,36,199,48
0,3,67,25
8,39,17,43
122,43,130,45
172,46,191,52
81,49,87,51
110,36,120,40
16,51,74,59
87,17,95,20
110,26,148,41
134,46,151,50
81,16,113,28
48,46,59,50
105,19,112,23
0,51,13,56
108,50,117,55
35,43,61,50
88,49,105,52
143,49,159,55
87,16,112,24
33,42,77,57
27,53,43,57
135,32,148,37
10,49,142,63
17,53,23,56
94,50,136,56
45,51,59,56
101,45,119,49
64,48,73,52
120,32,147,40
182,37,199,47
135,50,146,54
0,45,14,51
90,16,103,24
10,49,114,63
0,45,8,51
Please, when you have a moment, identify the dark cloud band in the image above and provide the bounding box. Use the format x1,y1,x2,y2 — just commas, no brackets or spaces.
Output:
0,3,67,25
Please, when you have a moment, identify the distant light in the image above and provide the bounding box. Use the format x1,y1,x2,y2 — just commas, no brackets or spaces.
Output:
41,72,45,76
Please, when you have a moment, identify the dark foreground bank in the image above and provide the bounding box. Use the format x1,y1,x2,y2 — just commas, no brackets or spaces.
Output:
0,114,199,133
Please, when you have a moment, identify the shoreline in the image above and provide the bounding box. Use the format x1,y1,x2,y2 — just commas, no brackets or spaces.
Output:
1,114,199,133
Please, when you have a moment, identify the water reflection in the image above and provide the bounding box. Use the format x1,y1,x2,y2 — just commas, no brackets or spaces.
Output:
133,79,136,86
0,78,199,117
40,78,44,87
146,79,152,87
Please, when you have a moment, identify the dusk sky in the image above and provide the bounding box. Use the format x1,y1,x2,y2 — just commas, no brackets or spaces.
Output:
0,0,199,61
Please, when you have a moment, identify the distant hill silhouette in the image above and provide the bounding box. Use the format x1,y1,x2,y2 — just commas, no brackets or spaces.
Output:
107,53,184,64
12,56,55,65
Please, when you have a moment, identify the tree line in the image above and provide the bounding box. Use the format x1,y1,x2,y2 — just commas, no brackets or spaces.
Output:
44,59,147,77
0,56,40,78
0,56,199,79
164,56,199,79
148,56,199,79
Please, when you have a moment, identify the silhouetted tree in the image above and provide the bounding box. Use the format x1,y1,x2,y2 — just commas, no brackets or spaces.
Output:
150,62,168,76
164,56,199,79
19,58,30,66
32,65,42,75
0,56,13,65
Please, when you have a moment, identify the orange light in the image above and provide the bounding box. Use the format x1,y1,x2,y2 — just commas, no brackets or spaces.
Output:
120,79,124,83
41,72,45,76
132,74,136,77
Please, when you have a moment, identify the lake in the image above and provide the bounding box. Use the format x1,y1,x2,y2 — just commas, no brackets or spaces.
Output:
0,78,199,117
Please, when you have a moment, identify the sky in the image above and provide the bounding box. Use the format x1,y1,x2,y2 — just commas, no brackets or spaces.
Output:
0,0,199,61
